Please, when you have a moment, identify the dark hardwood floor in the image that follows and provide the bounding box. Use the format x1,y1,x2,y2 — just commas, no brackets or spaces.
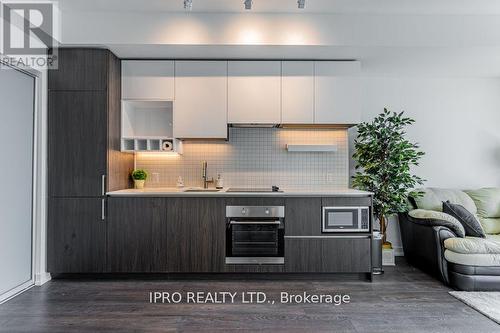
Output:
1,258,499,333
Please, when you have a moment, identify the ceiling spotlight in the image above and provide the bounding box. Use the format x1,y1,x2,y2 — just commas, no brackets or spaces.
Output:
297,0,305,9
244,0,253,10
184,0,192,10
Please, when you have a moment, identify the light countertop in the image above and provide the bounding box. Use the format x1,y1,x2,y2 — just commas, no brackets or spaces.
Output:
106,187,373,197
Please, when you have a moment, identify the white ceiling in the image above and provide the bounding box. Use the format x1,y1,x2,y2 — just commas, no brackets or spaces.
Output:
58,0,500,15
55,1,500,76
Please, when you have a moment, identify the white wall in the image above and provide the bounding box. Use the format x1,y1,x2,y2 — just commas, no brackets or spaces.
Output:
361,77,500,189
355,76,500,254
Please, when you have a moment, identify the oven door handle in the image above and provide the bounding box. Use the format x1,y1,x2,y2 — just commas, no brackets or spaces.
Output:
230,220,281,225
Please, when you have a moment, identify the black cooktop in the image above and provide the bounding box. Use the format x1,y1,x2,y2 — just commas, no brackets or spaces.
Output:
227,186,282,193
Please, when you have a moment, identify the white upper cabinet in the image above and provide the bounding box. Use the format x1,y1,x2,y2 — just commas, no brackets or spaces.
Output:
314,61,361,125
173,61,228,139
228,61,281,124
122,60,174,100
282,61,314,124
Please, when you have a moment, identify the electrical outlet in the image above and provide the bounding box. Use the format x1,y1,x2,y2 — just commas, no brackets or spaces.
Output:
326,173,335,183
151,173,160,183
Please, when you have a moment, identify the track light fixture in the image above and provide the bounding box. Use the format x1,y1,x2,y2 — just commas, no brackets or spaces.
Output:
184,0,192,10
244,0,252,10
297,0,305,9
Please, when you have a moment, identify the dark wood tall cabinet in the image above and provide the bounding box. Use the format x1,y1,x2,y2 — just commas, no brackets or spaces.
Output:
47,48,133,273
48,91,108,197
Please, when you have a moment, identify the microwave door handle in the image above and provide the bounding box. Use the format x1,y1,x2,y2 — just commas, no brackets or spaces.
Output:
230,221,281,225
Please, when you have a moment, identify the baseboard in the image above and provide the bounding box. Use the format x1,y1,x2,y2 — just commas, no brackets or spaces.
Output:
35,272,51,286
0,281,34,304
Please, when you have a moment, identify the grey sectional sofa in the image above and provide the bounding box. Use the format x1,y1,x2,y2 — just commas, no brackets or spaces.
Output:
399,188,500,291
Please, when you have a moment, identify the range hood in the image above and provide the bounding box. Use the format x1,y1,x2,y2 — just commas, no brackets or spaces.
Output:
229,124,279,128
279,124,354,129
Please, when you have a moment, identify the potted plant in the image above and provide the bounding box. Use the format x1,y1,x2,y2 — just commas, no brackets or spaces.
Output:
352,109,425,249
131,169,148,189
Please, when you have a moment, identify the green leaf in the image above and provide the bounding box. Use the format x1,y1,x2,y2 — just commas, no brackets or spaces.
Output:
352,108,425,218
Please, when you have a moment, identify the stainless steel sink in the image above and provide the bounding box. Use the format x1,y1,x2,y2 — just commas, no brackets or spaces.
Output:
183,188,221,192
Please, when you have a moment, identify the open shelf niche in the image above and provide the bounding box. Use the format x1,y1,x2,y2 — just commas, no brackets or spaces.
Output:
121,100,182,154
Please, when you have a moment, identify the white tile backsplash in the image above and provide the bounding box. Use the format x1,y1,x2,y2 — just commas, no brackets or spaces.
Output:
136,128,349,189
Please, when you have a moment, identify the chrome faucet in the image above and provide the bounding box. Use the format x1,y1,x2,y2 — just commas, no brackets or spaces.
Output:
202,161,214,189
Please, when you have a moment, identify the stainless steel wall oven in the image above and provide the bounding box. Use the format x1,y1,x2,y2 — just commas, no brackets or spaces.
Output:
225,206,285,265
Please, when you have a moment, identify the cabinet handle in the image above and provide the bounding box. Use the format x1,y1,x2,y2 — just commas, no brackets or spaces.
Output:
101,199,106,221
101,174,106,196
230,221,281,225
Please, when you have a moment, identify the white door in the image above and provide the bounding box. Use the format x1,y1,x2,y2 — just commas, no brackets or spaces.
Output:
228,61,281,124
174,61,228,139
314,61,361,124
122,60,175,100
282,61,314,124
0,65,35,302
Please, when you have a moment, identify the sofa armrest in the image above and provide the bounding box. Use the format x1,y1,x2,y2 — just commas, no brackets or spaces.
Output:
407,209,465,237
399,213,457,283
432,225,456,283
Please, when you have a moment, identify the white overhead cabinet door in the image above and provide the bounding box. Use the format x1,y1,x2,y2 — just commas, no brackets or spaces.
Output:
122,60,174,100
174,61,228,139
314,61,361,125
228,61,281,124
282,61,314,124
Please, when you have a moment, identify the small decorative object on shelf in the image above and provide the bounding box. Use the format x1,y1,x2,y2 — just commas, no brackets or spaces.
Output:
161,140,173,152
352,108,425,250
131,169,148,189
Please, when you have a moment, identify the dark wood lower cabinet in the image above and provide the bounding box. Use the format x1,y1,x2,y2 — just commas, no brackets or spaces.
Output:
166,198,225,272
48,198,107,273
107,198,168,272
285,198,322,236
48,195,373,275
285,237,371,273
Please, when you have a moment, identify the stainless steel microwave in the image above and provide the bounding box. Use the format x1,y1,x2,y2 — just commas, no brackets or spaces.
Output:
322,206,370,232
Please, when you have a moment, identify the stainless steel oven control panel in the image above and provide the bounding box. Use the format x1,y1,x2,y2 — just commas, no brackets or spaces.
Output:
226,206,285,218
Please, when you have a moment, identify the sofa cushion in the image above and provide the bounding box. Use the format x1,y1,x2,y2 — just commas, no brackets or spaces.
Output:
465,188,500,234
445,250,500,266
478,218,500,235
409,209,465,237
465,188,500,217
443,201,485,238
413,188,477,214
444,235,500,254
